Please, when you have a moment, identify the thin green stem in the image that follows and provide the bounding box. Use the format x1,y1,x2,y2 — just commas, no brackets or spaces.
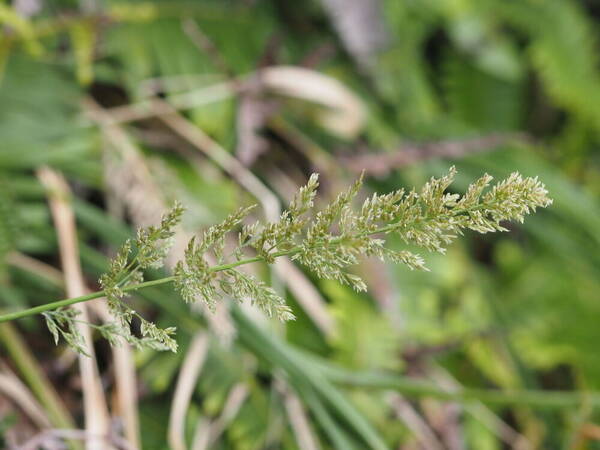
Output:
0,277,175,323
115,262,141,288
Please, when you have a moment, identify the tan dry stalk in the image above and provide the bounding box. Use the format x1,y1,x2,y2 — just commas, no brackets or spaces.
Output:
168,332,209,450
37,167,113,450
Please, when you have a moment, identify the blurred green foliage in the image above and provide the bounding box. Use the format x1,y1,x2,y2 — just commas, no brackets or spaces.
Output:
1,0,599,448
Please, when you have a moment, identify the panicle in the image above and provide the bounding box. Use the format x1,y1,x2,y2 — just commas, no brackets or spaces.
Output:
47,169,551,354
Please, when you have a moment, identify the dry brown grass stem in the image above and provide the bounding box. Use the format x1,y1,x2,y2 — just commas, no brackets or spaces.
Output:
341,134,528,176
389,392,446,450
279,381,321,450
37,167,113,450
429,367,531,449
191,382,249,450
0,365,52,430
168,332,209,450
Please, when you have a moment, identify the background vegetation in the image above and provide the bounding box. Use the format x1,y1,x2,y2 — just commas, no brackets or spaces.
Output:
1,0,599,449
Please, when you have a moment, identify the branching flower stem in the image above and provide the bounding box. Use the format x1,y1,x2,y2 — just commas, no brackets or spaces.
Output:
0,224,389,323
0,199,533,324
0,168,553,352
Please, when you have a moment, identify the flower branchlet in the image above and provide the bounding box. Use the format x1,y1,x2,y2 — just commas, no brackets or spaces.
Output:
41,168,552,354
43,308,89,356
47,202,186,354
43,307,177,353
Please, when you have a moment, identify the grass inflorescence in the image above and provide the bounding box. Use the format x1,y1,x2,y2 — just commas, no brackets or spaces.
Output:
0,168,552,354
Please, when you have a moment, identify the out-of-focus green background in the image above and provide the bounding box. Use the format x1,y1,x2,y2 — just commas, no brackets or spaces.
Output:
1,1,599,449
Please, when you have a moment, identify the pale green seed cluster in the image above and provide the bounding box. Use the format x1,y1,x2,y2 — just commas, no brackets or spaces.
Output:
43,307,177,355
173,205,255,309
45,168,552,354
43,308,89,355
222,270,295,321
